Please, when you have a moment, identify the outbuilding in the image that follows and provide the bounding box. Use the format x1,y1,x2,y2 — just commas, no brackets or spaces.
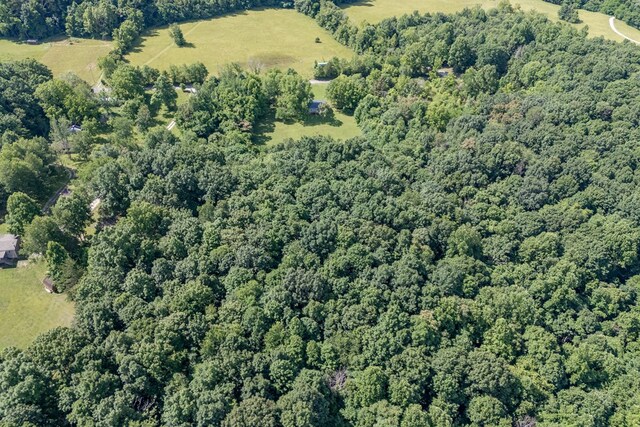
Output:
43,277,57,293
0,234,20,267
309,100,326,115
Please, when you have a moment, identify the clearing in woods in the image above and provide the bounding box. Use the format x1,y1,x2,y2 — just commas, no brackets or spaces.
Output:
342,0,640,42
126,8,353,78
0,37,112,84
0,261,75,350
255,83,361,146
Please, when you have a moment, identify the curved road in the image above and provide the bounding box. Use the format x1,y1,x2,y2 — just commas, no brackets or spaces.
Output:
609,17,640,45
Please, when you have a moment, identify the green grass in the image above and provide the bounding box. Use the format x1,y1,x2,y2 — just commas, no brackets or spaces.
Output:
127,8,353,78
0,261,75,349
255,83,361,146
0,37,112,84
342,0,640,42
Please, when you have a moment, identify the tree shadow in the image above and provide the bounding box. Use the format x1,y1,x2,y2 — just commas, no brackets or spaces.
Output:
349,0,375,7
252,117,276,146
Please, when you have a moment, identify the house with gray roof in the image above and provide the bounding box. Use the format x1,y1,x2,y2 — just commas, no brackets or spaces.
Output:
309,100,327,114
0,234,20,267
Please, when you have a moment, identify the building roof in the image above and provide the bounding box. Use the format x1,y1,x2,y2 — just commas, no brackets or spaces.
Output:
0,234,19,261
309,100,326,112
43,277,56,293
0,234,18,252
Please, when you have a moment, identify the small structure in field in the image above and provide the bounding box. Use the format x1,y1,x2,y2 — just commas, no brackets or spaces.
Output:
43,277,57,293
26,39,39,45
309,100,327,115
0,234,20,267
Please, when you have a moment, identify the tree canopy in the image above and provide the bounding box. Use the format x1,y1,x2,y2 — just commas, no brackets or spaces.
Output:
4,3,640,427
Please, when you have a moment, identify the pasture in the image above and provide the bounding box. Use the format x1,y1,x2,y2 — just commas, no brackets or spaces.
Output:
0,37,112,84
256,83,361,146
126,9,353,78
342,0,640,42
0,261,74,349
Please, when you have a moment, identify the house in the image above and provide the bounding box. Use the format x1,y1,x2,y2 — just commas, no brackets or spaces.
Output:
309,100,326,114
0,234,20,267
43,277,57,293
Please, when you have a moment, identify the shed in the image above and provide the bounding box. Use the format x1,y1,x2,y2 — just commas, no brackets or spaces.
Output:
26,39,39,45
309,100,326,114
68,124,82,133
43,277,57,293
0,234,20,267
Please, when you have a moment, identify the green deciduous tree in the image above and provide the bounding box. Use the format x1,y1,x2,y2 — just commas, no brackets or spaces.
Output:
5,192,40,235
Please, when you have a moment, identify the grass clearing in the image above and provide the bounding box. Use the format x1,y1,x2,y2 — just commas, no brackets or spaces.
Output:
0,37,112,84
342,0,640,42
0,261,74,350
127,8,353,78
255,84,361,146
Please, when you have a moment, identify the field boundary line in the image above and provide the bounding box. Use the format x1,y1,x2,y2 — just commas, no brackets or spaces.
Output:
144,21,204,66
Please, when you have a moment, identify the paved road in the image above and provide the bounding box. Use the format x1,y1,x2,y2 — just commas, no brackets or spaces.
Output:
609,17,640,44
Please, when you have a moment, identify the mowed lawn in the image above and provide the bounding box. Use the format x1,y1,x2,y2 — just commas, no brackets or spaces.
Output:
342,0,640,42
256,83,361,146
0,37,112,84
127,9,353,78
0,261,74,349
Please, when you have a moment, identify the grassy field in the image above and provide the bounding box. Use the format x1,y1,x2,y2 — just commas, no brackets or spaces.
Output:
0,37,112,84
255,84,361,145
0,261,74,349
342,0,640,42
127,9,353,78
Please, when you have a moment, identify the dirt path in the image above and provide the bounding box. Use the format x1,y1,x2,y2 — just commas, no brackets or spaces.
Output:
609,17,640,44
309,79,331,85
42,168,74,213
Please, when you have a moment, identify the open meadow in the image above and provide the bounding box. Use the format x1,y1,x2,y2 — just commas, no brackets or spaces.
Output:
342,0,640,42
0,37,111,84
0,261,74,349
126,9,353,78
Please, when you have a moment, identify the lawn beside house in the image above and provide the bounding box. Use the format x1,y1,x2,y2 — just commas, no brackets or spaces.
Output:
0,261,74,349
255,83,361,145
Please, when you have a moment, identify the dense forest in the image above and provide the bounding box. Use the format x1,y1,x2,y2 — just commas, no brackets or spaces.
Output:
5,2,640,426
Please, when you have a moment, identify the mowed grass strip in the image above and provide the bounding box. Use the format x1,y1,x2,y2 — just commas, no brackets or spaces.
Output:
0,261,74,350
342,0,640,42
256,84,361,146
0,37,112,84
127,8,353,78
